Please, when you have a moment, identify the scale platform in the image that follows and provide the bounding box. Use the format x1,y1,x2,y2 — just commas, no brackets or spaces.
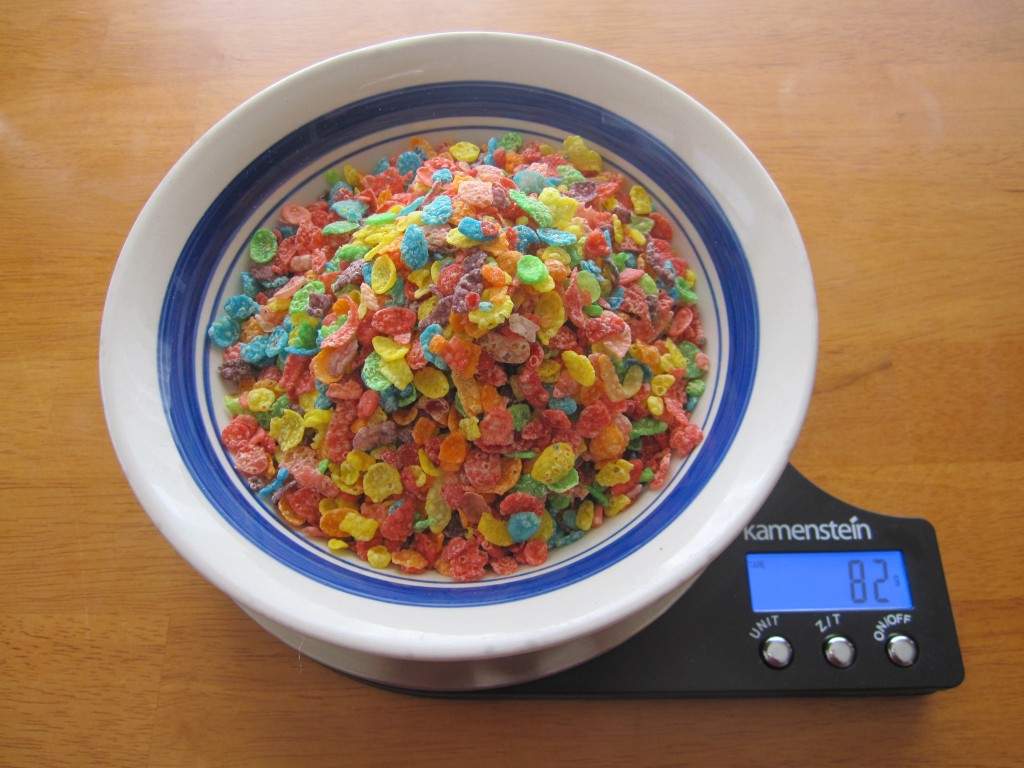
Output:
384,464,964,698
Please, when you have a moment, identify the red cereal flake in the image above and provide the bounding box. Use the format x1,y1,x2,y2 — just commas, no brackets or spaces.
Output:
221,415,259,452
462,450,502,490
372,306,417,335
380,500,416,542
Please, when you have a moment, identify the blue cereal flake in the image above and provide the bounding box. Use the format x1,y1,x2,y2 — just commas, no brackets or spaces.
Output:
512,169,550,195
457,217,498,241
400,224,430,269
536,227,578,247
240,272,259,298
431,168,453,183
549,529,585,549
508,511,541,543
547,396,578,415
607,286,625,309
329,180,354,200
513,224,540,247
379,387,399,413
239,334,270,364
264,325,289,357
207,316,240,348
330,199,368,221
481,137,499,166
421,195,453,226
373,157,390,174
258,467,290,497
223,294,259,321
399,195,425,216
419,324,449,371
396,150,423,176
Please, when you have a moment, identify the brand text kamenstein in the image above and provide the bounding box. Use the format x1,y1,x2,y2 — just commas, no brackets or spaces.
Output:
743,517,873,542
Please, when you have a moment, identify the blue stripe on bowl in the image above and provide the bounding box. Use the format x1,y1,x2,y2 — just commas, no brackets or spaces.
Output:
157,81,758,606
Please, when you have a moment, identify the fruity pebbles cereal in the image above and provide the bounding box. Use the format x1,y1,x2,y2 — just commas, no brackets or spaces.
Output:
207,133,709,582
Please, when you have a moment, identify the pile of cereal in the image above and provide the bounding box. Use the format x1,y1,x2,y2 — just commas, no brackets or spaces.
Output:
207,133,708,581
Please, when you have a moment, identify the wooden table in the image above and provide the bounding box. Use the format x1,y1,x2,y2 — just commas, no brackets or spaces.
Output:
3,2,1022,765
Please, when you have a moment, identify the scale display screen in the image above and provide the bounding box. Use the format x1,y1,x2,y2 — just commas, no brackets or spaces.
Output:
746,551,913,612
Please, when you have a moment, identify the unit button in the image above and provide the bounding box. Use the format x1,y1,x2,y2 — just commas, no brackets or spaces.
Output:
761,636,793,669
823,635,856,668
886,633,919,667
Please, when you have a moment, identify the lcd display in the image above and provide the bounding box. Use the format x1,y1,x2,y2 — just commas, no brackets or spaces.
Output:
746,551,913,612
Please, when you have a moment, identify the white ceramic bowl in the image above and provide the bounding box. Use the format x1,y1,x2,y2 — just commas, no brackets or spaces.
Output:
100,32,816,690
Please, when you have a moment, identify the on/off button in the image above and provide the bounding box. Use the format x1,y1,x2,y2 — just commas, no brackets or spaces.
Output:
886,634,919,667
761,636,793,669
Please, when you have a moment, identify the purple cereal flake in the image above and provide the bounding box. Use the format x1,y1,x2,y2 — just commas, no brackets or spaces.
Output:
351,420,400,453
249,261,277,282
492,185,510,209
421,397,450,420
645,293,661,319
462,249,488,272
270,479,298,505
611,204,633,225
424,225,453,251
218,358,259,382
340,259,366,283
566,182,598,203
305,292,333,318
419,294,454,329
246,476,268,493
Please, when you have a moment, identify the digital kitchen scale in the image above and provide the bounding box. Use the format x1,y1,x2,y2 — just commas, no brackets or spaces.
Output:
413,464,964,698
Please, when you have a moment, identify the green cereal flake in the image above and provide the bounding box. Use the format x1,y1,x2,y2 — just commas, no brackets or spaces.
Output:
630,216,655,233
508,403,531,431
249,228,278,264
361,352,391,391
557,165,586,186
269,394,291,418
512,474,547,497
547,468,580,493
336,244,371,263
288,280,325,314
509,189,553,228
675,278,699,304
515,254,550,285
547,493,572,511
630,418,669,439
586,485,608,505
322,220,360,236
364,211,397,227
638,273,659,295
498,132,523,151
685,379,706,397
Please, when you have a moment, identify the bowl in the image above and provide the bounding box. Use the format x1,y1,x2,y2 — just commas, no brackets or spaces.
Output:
100,32,816,691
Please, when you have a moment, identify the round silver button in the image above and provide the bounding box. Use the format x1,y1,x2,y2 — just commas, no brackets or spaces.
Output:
886,633,919,667
823,635,856,668
761,635,793,669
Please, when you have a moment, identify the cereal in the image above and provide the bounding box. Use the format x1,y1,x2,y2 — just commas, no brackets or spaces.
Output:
211,133,710,581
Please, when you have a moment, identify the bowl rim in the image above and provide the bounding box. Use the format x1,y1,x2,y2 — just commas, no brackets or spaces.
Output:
100,31,817,662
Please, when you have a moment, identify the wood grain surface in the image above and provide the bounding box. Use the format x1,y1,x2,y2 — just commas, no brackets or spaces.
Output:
2,1,1022,765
